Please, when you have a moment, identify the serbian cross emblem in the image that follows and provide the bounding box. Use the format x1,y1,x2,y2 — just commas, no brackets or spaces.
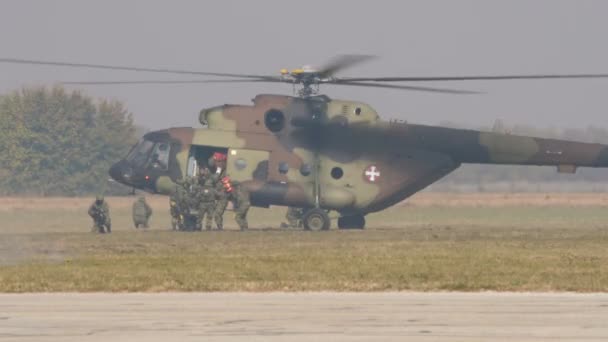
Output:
364,165,381,182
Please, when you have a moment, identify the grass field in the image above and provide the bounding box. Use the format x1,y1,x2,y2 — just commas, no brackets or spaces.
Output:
1,193,608,292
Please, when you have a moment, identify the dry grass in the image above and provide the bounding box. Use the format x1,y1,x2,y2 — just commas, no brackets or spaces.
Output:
1,193,608,292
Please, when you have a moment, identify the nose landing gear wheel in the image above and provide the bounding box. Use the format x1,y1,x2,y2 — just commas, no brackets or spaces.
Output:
303,208,331,231
338,215,366,229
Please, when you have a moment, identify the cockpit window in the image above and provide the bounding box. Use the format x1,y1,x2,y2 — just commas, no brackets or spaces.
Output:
126,139,155,166
148,143,170,170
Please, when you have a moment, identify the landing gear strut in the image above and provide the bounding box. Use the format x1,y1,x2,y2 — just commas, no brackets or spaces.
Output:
303,208,331,231
338,215,366,229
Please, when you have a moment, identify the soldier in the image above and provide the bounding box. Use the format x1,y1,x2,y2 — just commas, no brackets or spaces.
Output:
132,195,152,228
232,180,251,230
197,178,217,230
172,178,190,230
210,152,227,177
170,182,189,230
88,195,111,234
198,165,211,187
213,176,229,231
210,153,228,230
182,175,202,231
169,195,180,230
214,175,250,231
281,207,304,228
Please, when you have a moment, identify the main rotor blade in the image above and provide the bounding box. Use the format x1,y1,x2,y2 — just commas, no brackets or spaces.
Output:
0,57,280,80
336,74,608,82
318,54,377,78
62,79,282,85
327,81,479,94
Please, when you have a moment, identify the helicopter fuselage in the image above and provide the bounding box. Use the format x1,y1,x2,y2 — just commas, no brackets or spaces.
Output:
109,94,608,216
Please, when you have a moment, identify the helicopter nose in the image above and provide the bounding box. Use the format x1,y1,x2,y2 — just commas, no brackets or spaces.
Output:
109,160,133,185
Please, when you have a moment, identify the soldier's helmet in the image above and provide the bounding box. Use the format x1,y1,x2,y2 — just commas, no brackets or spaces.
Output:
96,195,104,203
138,196,145,201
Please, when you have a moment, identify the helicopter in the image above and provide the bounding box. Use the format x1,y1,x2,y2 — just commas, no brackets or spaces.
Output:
3,55,608,230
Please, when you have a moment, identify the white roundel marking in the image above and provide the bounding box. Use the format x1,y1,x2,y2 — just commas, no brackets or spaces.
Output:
364,165,381,182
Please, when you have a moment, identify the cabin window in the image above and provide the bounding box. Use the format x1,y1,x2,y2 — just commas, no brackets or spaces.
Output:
149,143,170,170
234,158,247,170
278,162,289,174
331,167,344,179
300,163,312,176
126,139,155,167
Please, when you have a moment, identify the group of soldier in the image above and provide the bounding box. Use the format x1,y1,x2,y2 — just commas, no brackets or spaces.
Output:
168,152,250,231
87,153,312,233
87,194,153,234
88,193,302,234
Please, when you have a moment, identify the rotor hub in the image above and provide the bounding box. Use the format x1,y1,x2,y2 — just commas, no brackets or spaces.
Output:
279,67,327,97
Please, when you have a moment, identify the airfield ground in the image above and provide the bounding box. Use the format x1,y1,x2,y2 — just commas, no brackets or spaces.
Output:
1,193,608,292
4,292,608,341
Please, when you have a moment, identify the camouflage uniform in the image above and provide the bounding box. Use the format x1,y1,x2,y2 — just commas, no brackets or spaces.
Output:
181,175,199,192
213,176,250,230
173,177,200,230
171,183,189,230
169,194,180,230
132,196,152,228
212,170,228,230
197,178,217,230
232,181,251,230
184,176,203,230
88,195,111,234
282,207,304,228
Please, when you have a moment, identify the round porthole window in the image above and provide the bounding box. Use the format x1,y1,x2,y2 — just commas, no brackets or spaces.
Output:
331,167,344,179
300,163,312,176
278,162,289,174
354,107,362,115
234,158,247,170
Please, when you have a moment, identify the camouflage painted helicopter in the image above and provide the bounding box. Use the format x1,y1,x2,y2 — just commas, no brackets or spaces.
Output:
3,56,608,230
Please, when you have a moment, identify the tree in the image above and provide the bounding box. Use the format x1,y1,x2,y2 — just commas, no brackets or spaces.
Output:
0,86,138,196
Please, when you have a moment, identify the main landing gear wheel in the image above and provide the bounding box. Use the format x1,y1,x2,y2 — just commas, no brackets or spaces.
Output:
338,215,366,229
303,208,331,231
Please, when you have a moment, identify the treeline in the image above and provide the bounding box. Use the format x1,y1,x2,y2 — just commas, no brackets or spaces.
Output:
433,120,608,192
0,86,138,196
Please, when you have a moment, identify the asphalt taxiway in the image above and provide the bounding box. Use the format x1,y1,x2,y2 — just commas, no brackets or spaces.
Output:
1,292,607,341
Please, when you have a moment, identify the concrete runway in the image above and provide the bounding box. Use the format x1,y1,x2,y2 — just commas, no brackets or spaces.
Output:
1,292,607,342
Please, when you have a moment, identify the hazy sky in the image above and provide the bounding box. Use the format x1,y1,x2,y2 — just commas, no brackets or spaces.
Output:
1,0,607,131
